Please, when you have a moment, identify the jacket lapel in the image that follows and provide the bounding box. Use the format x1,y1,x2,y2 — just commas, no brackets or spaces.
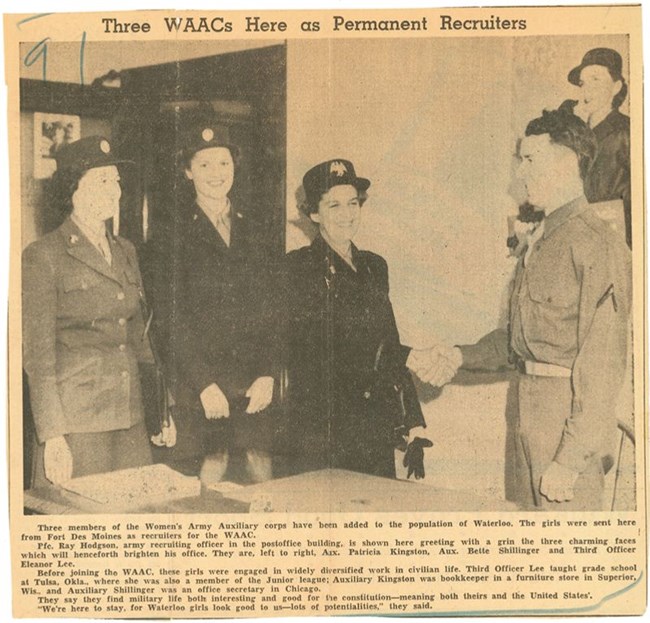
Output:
59,218,121,284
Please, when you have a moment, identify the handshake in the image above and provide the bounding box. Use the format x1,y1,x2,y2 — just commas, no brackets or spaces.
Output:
406,344,463,387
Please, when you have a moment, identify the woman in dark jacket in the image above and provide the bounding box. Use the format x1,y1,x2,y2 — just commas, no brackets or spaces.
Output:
22,136,154,486
147,123,276,484
281,159,428,478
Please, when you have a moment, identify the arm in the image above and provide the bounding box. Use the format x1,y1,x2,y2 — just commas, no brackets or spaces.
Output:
22,243,67,443
122,239,155,365
553,240,631,473
457,328,511,372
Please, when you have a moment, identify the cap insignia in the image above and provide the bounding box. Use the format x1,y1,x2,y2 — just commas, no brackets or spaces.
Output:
100,140,110,154
330,161,347,177
202,128,214,142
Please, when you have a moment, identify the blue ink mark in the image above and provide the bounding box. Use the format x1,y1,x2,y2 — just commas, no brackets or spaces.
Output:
79,31,87,86
16,13,54,29
23,38,51,82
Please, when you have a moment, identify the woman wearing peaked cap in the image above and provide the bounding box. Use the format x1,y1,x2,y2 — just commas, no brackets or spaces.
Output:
568,47,631,247
279,159,430,479
146,122,277,484
22,136,158,487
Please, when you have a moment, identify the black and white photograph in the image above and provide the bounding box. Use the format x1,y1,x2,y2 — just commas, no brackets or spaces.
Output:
15,30,636,517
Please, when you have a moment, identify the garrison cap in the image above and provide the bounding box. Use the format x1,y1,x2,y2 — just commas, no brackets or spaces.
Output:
54,136,131,173
178,122,239,164
303,159,370,209
568,48,624,85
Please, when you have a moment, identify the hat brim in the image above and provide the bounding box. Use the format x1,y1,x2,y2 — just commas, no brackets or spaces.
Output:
181,142,240,164
568,62,622,86
352,177,371,193
59,155,134,175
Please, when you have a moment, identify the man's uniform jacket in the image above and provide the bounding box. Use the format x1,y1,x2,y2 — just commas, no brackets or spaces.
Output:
459,197,631,509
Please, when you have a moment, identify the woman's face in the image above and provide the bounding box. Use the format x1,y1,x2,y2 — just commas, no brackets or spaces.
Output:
72,165,121,222
311,184,361,245
185,147,234,202
578,65,622,117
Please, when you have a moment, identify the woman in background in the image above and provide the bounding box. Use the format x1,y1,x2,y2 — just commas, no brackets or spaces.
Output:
23,136,155,486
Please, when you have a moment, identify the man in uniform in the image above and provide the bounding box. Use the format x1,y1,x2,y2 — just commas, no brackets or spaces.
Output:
421,108,631,510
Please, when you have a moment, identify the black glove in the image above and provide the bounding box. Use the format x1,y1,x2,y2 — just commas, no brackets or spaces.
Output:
403,437,433,480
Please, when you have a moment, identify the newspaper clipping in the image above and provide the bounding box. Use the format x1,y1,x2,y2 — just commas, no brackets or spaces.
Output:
4,4,646,618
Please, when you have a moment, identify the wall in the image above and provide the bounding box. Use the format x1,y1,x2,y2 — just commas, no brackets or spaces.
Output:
20,112,112,248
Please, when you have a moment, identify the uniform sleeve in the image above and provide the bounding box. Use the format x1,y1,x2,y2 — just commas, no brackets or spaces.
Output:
374,256,425,430
458,328,511,371
22,243,66,442
123,240,155,365
553,238,631,472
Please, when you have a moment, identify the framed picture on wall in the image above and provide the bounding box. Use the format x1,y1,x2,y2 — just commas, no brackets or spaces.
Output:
33,112,80,179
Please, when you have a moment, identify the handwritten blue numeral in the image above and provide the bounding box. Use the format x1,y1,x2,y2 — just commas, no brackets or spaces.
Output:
79,31,87,85
23,38,51,82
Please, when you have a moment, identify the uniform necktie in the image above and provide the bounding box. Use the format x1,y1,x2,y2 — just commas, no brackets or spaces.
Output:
97,234,112,266
215,210,231,248
524,220,545,267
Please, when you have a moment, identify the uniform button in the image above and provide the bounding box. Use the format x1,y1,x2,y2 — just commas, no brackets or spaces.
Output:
116,292,125,300
118,318,126,326
119,344,126,352
121,371,129,379
363,391,371,399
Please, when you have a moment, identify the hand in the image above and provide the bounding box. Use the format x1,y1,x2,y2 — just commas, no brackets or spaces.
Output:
539,461,579,503
407,344,462,387
245,376,274,414
44,436,73,485
403,436,434,480
200,383,230,419
150,412,177,448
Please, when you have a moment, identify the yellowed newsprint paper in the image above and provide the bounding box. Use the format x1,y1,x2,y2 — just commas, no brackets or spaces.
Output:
4,3,646,619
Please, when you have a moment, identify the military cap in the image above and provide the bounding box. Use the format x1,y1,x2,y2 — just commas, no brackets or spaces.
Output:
54,136,131,173
178,122,239,164
302,159,370,209
568,48,624,85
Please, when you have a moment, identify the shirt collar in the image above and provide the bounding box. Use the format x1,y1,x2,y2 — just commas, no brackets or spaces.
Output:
312,233,358,272
70,212,109,247
543,194,589,239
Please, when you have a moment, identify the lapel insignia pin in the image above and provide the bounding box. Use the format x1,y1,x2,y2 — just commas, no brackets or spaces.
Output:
69,235,79,244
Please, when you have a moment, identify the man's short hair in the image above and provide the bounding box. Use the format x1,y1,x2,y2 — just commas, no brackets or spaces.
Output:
525,108,597,180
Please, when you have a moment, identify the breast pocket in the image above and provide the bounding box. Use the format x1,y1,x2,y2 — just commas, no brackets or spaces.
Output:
526,269,578,310
62,273,102,294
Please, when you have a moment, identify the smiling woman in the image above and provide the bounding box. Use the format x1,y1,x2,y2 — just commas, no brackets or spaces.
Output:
147,121,278,485
277,159,429,478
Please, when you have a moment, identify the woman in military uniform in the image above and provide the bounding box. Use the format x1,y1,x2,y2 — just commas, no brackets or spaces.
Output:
147,123,276,484
280,160,427,478
22,136,154,486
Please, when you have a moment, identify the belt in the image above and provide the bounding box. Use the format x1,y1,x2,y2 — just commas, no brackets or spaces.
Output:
522,360,572,378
